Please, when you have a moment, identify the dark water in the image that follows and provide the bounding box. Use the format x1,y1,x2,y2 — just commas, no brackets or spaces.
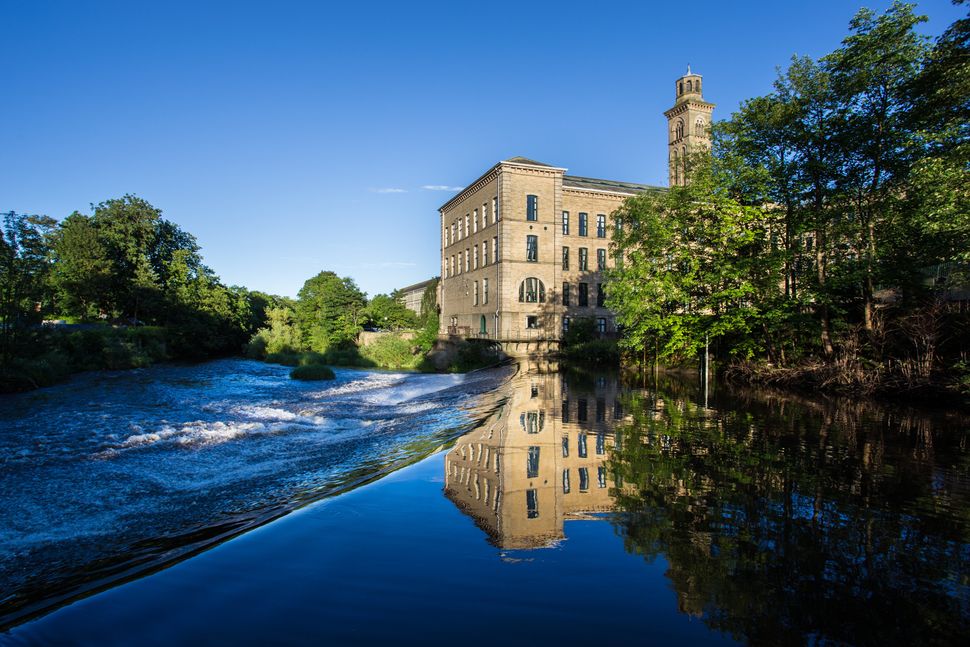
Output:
3,359,969,645
0,359,509,628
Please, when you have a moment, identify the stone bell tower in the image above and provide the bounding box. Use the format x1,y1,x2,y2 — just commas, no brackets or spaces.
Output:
663,66,715,186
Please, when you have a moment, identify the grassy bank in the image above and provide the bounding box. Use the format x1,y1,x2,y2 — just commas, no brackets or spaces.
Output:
0,326,171,393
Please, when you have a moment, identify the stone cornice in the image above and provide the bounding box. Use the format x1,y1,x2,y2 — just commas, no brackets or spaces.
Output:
664,100,715,119
439,159,566,213
563,186,638,199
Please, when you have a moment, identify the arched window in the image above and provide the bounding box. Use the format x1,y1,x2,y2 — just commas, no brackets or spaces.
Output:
686,80,692,92
675,119,684,140
518,277,546,303
679,81,684,95
696,79,701,93
695,118,705,136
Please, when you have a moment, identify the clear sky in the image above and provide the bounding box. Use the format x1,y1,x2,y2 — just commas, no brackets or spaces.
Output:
2,0,964,298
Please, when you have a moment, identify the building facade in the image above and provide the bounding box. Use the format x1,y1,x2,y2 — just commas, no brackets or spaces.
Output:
438,70,713,345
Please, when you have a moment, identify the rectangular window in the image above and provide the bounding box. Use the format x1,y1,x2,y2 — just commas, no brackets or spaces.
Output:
598,466,607,489
562,469,570,494
578,399,588,422
473,209,479,233
465,214,469,237
483,278,489,304
597,214,606,238
527,446,540,478
613,400,623,420
473,280,479,305
457,219,462,240
526,315,538,329
483,203,488,227
526,488,538,518
562,316,569,334
597,248,607,270
562,211,570,235
526,235,538,262
578,467,589,492
526,194,538,221
596,400,605,423
579,248,588,271
578,433,588,458
562,399,570,424
597,317,606,334
482,241,488,266
562,246,569,270
444,225,449,247
452,222,457,243
451,255,456,276
474,246,479,269
444,259,449,278
597,283,605,307
493,236,499,262
465,249,470,273
578,282,588,306
562,282,570,306
493,197,498,223
579,212,588,236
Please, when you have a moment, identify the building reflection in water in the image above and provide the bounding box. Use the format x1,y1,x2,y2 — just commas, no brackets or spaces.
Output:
444,360,626,549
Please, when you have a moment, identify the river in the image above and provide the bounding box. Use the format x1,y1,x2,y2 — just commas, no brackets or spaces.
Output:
2,358,968,644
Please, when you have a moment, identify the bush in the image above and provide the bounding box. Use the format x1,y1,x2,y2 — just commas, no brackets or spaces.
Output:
561,339,620,365
290,364,336,380
360,334,420,369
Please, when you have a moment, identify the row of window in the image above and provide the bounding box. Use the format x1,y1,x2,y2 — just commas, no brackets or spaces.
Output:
562,398,622,424
563,316,608,334
562,211,607,238
445,197,499,248
561,282,605,308
562,466,608,494
445,236,499,278
472,279,489,306
562,246,607,271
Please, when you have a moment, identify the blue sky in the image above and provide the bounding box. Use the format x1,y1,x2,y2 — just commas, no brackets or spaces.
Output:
2,0,964,298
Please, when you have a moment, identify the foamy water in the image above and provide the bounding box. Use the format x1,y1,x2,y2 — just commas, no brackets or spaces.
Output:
0,358,509,627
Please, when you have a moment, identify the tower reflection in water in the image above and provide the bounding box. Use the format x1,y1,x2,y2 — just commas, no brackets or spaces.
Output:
444,361,626,549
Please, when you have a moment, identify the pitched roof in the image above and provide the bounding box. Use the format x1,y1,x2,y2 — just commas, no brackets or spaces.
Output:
562,175,665,195
502,156,557,168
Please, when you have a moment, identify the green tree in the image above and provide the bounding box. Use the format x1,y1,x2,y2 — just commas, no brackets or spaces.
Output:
0,211,56,363
296,271,367,351
365,292,417,330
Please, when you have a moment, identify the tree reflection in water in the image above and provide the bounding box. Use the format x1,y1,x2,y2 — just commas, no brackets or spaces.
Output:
609,377,970,645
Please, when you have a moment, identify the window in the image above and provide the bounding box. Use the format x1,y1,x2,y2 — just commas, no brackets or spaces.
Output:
527,446,540,478
562,246,569,270
579,248,588,271
519,277,546,303
597,283,605,307
596,433,605,455
613,400,623,420
675,119,685,140
522,411,543,434
493,197,498,223
562,469,570,494
578,433,587,458
526,235,538,262
596,400,605,423
465,249,470,272
578,282,588,306
473,281,479,305
483,203,488,227
578,399,587,422
482,241,488,266
562,282,570,306
526,315,538,329
483,278,489,304
562,316,569,334
444,225,449,247
465,214,470,237
474,246,479,269
526,194,538,221
597,248,606,270
480,314,487,334
687,79,692,92
579,212,588,236
473,209,479,233
597,317,607,334
598,466,607,489
452,222,457,243
457,218,462,240
444,258,449,278
596,214,606,238
526,488,539,518
493,236,499,262
562,211,570,235
579,467,589,492
561,399,570,423
695,118,705,136
451,255,456,276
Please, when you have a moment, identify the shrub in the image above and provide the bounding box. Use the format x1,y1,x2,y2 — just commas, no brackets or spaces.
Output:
290,364,336,381
360,334,420,369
